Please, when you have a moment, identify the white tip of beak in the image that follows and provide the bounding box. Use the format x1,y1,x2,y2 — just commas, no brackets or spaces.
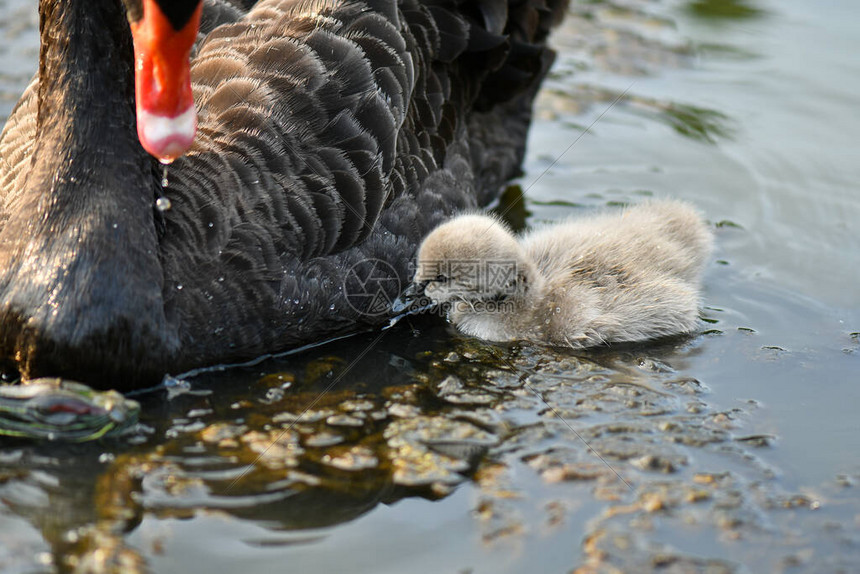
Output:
136,105,197,163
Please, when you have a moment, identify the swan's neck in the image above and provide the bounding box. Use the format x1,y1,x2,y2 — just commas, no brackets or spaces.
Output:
22,0,154,244
0,0,175,384
37,0,135,136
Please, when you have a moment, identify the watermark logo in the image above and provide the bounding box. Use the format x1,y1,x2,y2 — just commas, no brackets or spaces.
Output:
343,258,521,317
343,258,401,316
413,259,520,295
447,299,516,314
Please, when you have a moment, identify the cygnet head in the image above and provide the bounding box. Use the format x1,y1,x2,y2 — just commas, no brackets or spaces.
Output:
405,214,540,309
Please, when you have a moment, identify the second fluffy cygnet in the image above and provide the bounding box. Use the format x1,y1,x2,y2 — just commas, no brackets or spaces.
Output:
398,200,713,348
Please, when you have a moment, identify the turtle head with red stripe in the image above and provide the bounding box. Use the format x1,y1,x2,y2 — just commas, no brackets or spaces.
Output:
122,0,203,163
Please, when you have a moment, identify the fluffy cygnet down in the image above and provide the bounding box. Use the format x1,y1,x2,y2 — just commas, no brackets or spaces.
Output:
396,200,714,348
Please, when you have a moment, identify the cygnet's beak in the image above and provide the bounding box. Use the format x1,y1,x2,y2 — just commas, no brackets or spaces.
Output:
391,280,432,314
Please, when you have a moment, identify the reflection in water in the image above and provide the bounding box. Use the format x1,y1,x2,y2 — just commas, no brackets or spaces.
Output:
541,85,734,145
3,315,857,571
686,0,764,20
490,185,531,233
635,102,732,144
0,380,139,441
537,0,736,146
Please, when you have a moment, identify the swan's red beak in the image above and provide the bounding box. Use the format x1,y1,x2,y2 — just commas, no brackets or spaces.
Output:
128,0,202,163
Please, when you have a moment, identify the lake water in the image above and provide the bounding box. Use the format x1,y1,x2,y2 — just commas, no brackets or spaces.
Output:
1,0,858,572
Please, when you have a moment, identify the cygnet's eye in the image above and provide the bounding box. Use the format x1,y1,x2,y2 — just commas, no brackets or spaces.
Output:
435,274,449,283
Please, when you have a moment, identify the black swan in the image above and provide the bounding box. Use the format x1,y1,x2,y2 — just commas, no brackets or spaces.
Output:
0,0,566,389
